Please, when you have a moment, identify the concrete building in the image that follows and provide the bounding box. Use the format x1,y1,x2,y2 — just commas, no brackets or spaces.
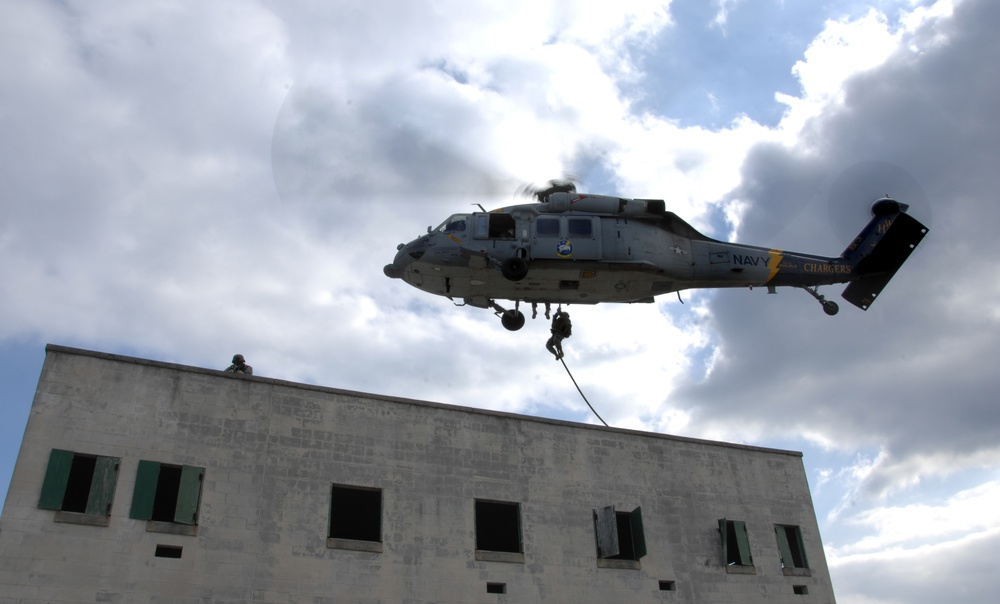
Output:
0,344,836,603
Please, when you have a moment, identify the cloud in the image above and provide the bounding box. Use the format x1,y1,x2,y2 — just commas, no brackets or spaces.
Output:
671,0,1000,498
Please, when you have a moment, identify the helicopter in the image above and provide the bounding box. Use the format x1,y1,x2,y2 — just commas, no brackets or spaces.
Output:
384,182,928,331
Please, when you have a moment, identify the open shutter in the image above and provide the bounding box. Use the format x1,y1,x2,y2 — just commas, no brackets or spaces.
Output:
630,507,647,560
594,506,620,558
38,449,74,510
777,525,809,569
174,465,204,525
718,518,729,563
129,460,160,519
86,456,119,516
734,521,753,565
775,525,792,567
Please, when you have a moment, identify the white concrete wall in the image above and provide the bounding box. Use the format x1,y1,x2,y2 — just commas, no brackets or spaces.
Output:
0,345,836,603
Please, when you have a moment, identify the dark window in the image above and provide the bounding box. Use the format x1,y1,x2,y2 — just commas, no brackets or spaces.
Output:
151,465,182,522
486,583,506,594
475,500,522,553
329,484,382,542
659,580,676,591
594,506,647,560
775,524,809,569
129,460,204,525
38,449,119,517
568,218,592,236
536,218,560,237
487,214,516,239
154,544,183,558
718,519,753,566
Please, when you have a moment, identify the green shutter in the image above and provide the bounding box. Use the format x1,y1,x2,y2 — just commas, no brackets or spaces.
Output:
38,449,74,510
594,506,619,558
130,460,160,519
85,456,119,516
174,465,204,525
776,525,809,568
718,518,728,562
630,507,647,560
775,525,792,567
734,521,753,565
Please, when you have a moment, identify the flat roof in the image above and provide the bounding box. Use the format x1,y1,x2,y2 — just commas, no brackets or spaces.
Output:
44,343,802,458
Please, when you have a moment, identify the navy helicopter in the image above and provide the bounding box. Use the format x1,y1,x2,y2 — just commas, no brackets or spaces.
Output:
384,181,928,331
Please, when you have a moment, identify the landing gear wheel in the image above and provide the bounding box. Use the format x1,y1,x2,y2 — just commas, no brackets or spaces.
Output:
501,257,529,281
799,285,840,317
501,309,526,331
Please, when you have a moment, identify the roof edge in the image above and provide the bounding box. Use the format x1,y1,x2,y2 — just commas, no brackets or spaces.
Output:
44,343,803,458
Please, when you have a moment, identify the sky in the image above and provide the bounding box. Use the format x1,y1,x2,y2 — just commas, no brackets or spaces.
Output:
1,0,998,601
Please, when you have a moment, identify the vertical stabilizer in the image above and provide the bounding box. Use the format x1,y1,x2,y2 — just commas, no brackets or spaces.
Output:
841,199,928,310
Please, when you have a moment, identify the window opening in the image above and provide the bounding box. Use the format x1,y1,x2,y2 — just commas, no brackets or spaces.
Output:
486,583,507,594
62,455,98,513
488,214,516,239
793,585,809,595
130,460,204,525
38,449,119,517
475,500,522,553
594,506,647,561
329,484,382,542
151,465,182,522
775,524,809,569
658,580,676,591
718,519,753,567
154,544,183,558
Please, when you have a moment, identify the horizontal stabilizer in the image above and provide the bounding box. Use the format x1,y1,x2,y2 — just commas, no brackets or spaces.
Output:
842,211,928,310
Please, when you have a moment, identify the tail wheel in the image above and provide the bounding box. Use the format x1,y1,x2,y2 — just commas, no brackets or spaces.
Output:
823,301,840,316
501,257,529,281
501,309,526,331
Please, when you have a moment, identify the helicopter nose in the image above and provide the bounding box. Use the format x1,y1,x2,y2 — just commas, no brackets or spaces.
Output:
385,241,414,279
383,263,403,279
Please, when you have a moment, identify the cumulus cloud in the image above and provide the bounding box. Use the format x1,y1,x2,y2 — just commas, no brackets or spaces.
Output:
673,0,1000,494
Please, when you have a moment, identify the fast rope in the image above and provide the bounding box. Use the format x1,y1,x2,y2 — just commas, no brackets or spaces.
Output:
560,357,609,427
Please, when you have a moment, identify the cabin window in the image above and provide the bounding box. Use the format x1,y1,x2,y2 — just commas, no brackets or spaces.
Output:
775,524,809,570
38,449,119,521
568,218,593,237
719,519,754,568
594,505,647,562
488,213,516,238
475,213,516,239
475,499,522,553
129,460,204,527
536,218,560,237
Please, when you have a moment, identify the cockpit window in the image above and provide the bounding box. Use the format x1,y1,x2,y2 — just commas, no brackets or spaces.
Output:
438,214,469,233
